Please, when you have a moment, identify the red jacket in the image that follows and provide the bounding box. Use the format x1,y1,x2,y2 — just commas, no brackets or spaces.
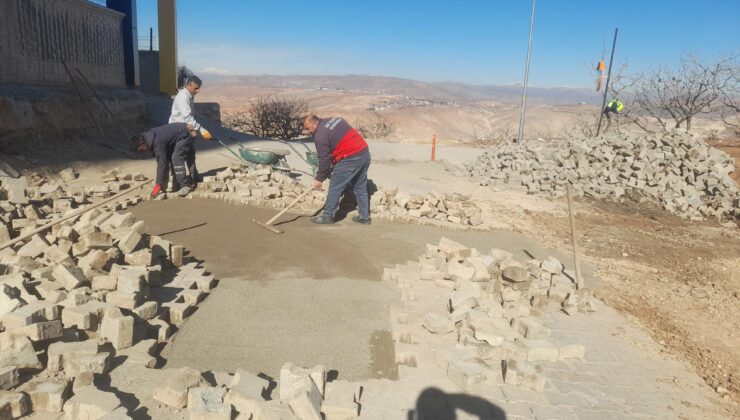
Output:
313,117,368,181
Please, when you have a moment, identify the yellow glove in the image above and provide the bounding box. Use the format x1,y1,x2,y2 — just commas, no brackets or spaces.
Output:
199,128,212,140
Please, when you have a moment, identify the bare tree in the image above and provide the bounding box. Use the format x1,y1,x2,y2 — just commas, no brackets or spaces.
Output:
223,96,308,139
352,113,396,139
630,54,736,132
718,58,740,135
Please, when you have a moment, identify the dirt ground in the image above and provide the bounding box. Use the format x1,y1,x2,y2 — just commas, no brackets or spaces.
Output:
523,198,740,407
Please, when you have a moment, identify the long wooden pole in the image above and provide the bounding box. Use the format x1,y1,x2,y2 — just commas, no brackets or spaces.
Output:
76,67,132,138
566,185,584,289
516,0,536,144
0,179,150,251
61,60,110,146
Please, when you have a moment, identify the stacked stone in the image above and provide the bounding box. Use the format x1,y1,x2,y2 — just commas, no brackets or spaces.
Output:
191,163,486,228
383,237,595,393
370,188,484,226
149,362,360,419
0,176,216,418
466,131,740,221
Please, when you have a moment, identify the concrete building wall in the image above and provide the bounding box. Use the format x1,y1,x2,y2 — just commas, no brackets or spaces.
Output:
0,0,126,86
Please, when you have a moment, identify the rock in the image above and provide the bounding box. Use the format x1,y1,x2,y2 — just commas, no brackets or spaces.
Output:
63,386,121,419
152,367,205,408
0,367,18,390
99,307,134,350
187,387,231,420
502,266,529,283
0,390,29,418
23,378,71,413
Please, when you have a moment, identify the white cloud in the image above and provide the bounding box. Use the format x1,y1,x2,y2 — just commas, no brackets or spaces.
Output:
200,66,230,75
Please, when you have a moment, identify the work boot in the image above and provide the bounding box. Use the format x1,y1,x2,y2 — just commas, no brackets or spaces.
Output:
311,215,334,225
351,215,372,225
177,185,192,197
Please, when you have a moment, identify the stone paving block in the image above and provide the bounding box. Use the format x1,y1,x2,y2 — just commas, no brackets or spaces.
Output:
19,320,63,342
0,332,42,371
51,264,87,290
503,359,546,392
83,231,114,250
132,301,158,321
322,381,360,420
164,301,194,324
287,375,322,420
47,339,99,371
447,359,486,393
116,268,148,296
16,235,48,258
225,370,269,410
171,245,184,267
124,249,153,266
92,274,117,291
0,367,18,391
23,378,71,413
78,250,110,273
0,390,29,418
105,291,141,310
422,312,454,334
2,177,28,205
63,385,122,419
558,344,585,361
117,230,142,254
62,300,107,330
64,352,109,378
152,367,205,408
99,308,134,350
188,387,231,420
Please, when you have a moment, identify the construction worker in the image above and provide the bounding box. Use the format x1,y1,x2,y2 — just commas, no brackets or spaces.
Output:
169,75,212,184
130,122,197,198
303,115,371,225
603,98,624,120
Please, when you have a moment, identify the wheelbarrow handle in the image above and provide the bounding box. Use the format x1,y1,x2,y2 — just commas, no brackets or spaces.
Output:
216,139,244,162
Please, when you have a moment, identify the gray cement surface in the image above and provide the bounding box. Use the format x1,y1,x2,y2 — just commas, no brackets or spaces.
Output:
132,198,600,381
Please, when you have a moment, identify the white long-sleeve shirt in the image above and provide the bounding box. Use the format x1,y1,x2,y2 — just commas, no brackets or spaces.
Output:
169,89,201,130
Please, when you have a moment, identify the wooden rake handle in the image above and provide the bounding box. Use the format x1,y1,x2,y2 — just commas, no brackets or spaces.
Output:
264,188,313,226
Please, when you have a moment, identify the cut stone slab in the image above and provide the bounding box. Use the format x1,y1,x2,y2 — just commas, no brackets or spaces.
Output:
51,264,87,290
0,332,42,371
16,235,48,259
47,339,99,372
2,177,28,205
99,308,134,350
63,385,121,419
23,378,71,413
287,374,322,420
19,320,63,342
0,390,30,418
152,367,205,408
422,312,454,334
0,366,18,390
188,387,231,420
322,381,360,420
502,266,529,283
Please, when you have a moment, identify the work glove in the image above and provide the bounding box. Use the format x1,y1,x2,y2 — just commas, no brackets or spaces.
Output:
151,184,162,198
199,128,212,140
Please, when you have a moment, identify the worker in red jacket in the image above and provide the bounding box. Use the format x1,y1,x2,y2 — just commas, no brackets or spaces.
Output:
304,115,371,224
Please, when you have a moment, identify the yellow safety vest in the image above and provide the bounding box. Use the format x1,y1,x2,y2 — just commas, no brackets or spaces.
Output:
608,99,624,113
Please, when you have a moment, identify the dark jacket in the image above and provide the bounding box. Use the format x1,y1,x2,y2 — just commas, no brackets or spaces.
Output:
143,123,191,185
312,117,368,182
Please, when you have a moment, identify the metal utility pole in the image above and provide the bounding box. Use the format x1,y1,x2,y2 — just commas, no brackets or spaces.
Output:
517,0,536,144
595,28,619,137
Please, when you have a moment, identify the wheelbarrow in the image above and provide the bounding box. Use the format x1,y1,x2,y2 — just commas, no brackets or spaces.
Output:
216,137,318,176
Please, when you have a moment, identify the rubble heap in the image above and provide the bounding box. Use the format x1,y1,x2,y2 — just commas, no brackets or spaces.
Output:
466,131,740,221
384,237,596,393
0,173,216,418
192,164,486,228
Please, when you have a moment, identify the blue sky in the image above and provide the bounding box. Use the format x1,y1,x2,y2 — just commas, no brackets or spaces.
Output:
136,0,739,87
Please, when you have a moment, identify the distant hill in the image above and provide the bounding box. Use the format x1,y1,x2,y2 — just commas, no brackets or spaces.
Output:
202,74,601,105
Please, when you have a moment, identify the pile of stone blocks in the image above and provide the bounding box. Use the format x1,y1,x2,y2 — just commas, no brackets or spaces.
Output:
148,362,360,420
190,163,486,228
383,237,594,393
0,177,216,417
465,131,740,221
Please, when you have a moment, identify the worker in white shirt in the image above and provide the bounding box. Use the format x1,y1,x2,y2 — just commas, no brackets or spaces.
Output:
169,75,212,184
